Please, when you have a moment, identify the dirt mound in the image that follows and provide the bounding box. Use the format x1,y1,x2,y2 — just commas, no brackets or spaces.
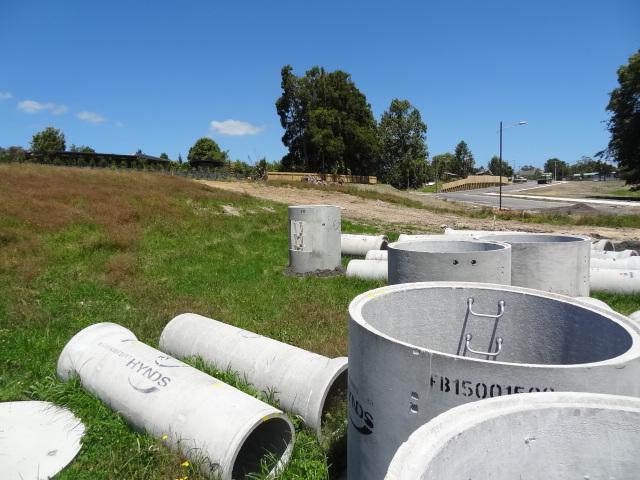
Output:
537,202,601,216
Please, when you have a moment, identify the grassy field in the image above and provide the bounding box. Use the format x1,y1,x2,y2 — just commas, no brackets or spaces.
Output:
1,164,638,479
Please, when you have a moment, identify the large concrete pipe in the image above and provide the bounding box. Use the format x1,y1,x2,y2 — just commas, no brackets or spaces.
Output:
591,239,615,251
58,323,294,480
591,255,640,270
385,392,640,480
348,282,640,480
288,205,341,274
346,259,388,280
591,249,639,259
387,239,511,285
575,296,613,311
590,268,640,293
479,233,591,296
365,249,388,261
630,311,640,322
341,234,388,256
444,228,524,238
160,313,347,438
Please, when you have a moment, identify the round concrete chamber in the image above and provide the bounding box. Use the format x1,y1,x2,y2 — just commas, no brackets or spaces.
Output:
479,233,591,296
386,392,640,480
288,205,341,274
387,239,511,285
348,282,640,480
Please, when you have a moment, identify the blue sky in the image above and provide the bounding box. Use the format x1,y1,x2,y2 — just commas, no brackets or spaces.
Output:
1,1,638,169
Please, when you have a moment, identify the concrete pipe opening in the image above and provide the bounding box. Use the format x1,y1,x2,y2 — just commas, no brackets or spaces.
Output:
288,205,341,274
386,393,640,480
347,282,640,480
341,234,389,256
479,233,591,296
232,417,293,479
387,240,511,285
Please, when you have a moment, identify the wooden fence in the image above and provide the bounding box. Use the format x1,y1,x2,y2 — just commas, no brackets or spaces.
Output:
266,171,377,184
439,175,509,192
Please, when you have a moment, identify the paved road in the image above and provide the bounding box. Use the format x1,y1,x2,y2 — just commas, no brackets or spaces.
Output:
416,181,635,213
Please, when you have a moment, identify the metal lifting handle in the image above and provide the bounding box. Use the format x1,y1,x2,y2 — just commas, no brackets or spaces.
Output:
467,298,506,319
465,334,503,357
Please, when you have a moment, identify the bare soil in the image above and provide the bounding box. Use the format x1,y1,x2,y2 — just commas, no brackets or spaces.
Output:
201,180,640,241
518,180,628,198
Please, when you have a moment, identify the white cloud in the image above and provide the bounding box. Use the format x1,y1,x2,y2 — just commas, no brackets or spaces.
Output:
0,91,12,100
18,99,68,115
77,111,106,124
209,119,264,136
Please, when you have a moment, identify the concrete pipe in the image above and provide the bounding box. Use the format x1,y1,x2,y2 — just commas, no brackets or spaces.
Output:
387,240,511,285
160,313,347,438
288,205,341,274
591,249,639,259
58,323,294,480
590,268,640,293
385,392,640,480
341,234,388,256
365,249,388,261
630,311,640,322
444,228,524,238
591,256,640,270
591,239,615,251
575,296,613,311
346,259,388,281
479,233,591,296
348,282,640,480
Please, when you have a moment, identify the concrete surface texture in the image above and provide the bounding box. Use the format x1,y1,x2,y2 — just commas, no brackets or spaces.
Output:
385,392,640,480
288,205,341,274
346,259,388,280
341,233,388,256
479,233,591,296
387,239,511,285
160,313,347,438
347,282,640,480
57,323,294,480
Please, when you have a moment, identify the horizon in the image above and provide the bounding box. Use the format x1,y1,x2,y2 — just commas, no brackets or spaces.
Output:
1,1,638,169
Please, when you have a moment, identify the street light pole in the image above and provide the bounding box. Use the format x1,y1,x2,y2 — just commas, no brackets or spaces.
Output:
499,121,503,210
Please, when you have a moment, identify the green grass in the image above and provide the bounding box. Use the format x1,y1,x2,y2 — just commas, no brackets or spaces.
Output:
418,184,438,193
600,187,640,198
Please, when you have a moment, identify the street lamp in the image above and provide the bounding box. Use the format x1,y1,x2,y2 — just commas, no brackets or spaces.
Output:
499,120,527,210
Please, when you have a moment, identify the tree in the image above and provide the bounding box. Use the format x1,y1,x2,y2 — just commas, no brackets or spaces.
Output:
432,153,455,181
30,127,66,163
187,137,227,165
178,154,183,164
543,158,570,180
605,49,640,184
452,141,475,177
275,65,378,175
377,99,428,189
69,144,95,153
159,152,169,160
488,155,513,177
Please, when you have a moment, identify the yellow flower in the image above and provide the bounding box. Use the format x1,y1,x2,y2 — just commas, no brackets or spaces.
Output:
161,434,168,441
181,460,190,468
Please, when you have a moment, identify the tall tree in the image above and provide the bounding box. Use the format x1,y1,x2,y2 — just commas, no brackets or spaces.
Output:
275,65,378,175
452,141,475,177
488,155,513,177
30,127,66,163
605,49,640,184
159,152,169,160
543,158,570,180
69,144,95,153
432,153,455,180
187,137,226,165
377,99,428,189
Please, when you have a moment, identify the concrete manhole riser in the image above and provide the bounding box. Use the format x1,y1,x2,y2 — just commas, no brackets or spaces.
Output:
288,205,341,274
478,233,591,297
347,282,640,480
386,392,640,480
387,239,511,285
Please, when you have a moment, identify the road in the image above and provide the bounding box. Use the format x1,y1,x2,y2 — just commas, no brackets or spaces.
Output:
419,181,638,214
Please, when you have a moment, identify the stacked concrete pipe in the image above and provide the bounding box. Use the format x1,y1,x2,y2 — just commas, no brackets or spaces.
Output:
591,239,615,251
58,323,294,480
341,234,388,256
444,228,525,238
365,249,388,261
160,313,347,438
591,256,640,269
591,249,639,260
591,268,640,293
348,282,640,479
387,239,511,285
386,392,640,480
479,233,591,296
288,205,341,274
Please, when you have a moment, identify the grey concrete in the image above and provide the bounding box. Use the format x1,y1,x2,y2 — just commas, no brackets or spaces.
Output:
591,239,615,251
590,268,640,293
479,233,591,296
386,392,640,480
387,240,511,285
288,205,341,274
347,282,640,480
341,234,389,256
365,249,388,261
592,249,639,259
575,296,613,311
346,259,388,280
58,323,294,480
591,256,640,270
160,313,347,438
